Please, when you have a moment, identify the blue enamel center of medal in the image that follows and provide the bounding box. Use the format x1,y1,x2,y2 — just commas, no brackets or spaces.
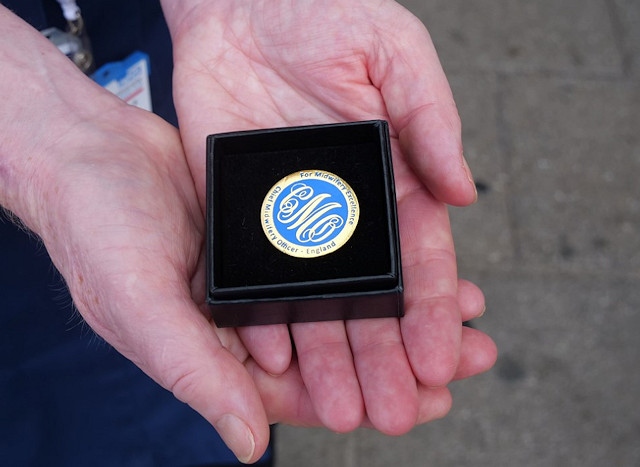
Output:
273,179,349,246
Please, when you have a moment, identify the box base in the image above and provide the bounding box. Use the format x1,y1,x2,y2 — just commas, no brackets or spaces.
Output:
211,291,403,328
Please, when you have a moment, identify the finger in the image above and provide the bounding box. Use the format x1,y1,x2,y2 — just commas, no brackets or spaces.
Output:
367,5,476,206
398,192,462,387
144,303,270,464
190,247,293,377
397,108,477,207
357,384,452,430
249,298,493,430
246,357,321,427
237,324,292,376
415,385,453,425
409,328,497,427
453,326,498,381
346,317,418,435
290,320,364,432
457,279,486,322
250,355,451,431
356,327,497,431
82,293,270,464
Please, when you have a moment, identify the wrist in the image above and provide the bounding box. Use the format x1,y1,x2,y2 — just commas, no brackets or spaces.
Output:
159,0,209,37
0,6,131,233
159,0,231,44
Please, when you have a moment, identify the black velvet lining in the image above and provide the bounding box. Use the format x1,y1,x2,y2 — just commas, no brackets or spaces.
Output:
208,122,398,300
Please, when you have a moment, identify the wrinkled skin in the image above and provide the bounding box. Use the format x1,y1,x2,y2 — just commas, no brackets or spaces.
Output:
161,0,496,461
0,1,496,464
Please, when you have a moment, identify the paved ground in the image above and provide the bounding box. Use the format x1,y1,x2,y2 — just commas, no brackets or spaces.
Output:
275,1,640,466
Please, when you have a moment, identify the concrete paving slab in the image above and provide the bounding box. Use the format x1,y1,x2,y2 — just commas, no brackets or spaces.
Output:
447,72,514,267
503,76,640,275
275,427,356,467
611,0,640,75
433,271,640,467
400,0,623,76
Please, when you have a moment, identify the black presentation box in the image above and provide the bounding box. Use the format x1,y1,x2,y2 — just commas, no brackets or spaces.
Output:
206,120,403,327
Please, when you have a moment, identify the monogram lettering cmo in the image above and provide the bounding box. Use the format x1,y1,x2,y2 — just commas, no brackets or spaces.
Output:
261,170,360,258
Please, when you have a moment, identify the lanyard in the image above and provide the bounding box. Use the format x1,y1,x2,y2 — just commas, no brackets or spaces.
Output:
56,0,81,21
42,0,94,73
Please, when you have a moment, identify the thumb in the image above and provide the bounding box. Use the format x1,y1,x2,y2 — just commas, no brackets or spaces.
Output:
368,4,477,206
160,311,269,463
83,293,270,464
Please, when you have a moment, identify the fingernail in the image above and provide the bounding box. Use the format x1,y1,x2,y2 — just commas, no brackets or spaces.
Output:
478,305,486,318
462,156,478,202
215,414,255,464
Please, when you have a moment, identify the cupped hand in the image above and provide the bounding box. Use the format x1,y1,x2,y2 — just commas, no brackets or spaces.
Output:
36,102,492,465
29,99,271,462
163,0,496,446
1,5,268,463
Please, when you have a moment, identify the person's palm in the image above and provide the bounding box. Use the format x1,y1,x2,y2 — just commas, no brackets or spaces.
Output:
167,0,495,437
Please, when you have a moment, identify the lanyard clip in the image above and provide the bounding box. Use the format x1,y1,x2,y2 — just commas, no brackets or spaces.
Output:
65,14,94,74
42,0,94,74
